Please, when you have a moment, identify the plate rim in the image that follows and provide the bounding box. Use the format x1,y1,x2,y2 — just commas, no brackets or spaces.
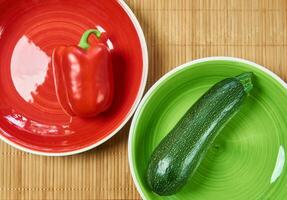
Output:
128,56,287,200
0,0,149,156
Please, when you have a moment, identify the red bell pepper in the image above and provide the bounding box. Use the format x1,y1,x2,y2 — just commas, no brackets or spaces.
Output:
52,29,114,118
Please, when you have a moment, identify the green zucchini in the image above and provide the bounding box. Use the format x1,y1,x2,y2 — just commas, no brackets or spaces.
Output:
146,72,253,196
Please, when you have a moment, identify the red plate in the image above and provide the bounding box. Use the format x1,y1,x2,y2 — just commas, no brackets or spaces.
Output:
0,0,148,155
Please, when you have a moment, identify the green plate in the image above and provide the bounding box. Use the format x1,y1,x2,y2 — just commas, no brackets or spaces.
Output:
128,57,287,200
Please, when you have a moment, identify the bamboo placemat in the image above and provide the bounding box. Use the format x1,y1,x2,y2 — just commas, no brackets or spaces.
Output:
1,0,287,199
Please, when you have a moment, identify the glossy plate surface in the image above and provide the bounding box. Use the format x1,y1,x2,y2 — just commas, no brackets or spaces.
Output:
129,57,287,199
0,0,148,155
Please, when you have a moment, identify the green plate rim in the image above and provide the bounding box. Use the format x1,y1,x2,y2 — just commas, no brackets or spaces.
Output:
128,56,287,200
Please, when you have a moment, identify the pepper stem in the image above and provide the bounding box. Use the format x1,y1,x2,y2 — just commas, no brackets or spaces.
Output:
78,29,101,49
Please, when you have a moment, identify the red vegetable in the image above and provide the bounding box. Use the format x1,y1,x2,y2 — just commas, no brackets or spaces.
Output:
52,29,114,118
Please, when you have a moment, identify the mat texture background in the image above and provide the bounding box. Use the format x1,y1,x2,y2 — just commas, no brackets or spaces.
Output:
1,0,287,199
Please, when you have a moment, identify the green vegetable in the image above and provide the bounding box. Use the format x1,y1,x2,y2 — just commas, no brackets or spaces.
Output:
146,72,254,196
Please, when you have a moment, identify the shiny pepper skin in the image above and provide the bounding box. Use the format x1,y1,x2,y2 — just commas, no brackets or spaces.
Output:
52,29,114,118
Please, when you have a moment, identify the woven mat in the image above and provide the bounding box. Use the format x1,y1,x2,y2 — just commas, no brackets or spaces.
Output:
1,0,287,199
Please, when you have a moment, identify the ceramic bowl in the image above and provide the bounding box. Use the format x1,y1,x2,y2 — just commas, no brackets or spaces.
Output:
129,57,287,199
0,0,148,155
